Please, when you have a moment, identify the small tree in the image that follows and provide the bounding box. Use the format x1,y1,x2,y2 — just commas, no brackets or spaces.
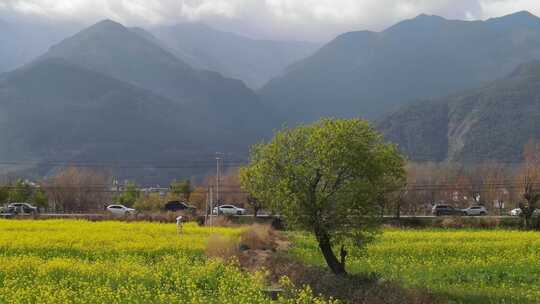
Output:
520,178,540,228
517,140,540,228
170,180,192,201
8,179,32,202
133,193,164,211
190,187,208,210
0,186,9,205
240,119,405,275
44,167,109,212
113,181,139,207
31,188,48,209
476,162,507,214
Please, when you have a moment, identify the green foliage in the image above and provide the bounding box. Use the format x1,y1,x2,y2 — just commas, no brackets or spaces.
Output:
1,180,48,208
170,180,192,201
240,119,405,259
8,179,33,203
133,193,164,211
112,181,139,207
30,188,48,208
0,187,9,204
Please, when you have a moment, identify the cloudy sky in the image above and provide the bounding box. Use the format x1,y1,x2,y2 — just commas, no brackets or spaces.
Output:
1,0,540,41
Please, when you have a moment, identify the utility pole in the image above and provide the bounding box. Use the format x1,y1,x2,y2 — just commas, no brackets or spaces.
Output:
205,186,209,224
209,185,214,227
215,152,224,205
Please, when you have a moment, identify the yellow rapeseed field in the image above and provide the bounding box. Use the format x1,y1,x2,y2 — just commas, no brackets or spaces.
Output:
291,229,540,304
0,220,330,304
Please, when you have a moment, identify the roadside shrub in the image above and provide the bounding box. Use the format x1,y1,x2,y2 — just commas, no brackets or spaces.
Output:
133,193,164,211
476,217,500,229
440,217,501,229
205,234,238,260
240,224,275,251
440,217,465,229
207,216,235,227
384,216,522,229
130,212,196,223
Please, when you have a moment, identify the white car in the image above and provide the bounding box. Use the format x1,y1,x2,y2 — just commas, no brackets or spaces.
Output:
509,208,540,216
510,208,522,216
463,206,488,216
107,204,135,216
213,205,246,215
7,202,38,214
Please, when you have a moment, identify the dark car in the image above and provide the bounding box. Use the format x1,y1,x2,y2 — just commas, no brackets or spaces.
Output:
432,204,466,216
164,201,195,212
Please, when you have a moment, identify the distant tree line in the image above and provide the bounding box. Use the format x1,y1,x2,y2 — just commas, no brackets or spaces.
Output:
0,179,48,209
3,138,540,230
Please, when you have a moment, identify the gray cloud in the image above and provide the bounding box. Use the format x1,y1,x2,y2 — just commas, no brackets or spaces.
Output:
0,0,538,41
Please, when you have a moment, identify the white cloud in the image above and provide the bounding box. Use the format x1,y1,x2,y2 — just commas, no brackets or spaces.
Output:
181,0,237,20
479,0,540,18
0,0,538,41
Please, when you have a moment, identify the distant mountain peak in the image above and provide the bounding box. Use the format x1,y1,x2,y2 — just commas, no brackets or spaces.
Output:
261,9,540,124
507,60,540,79
504,10,537,19
414,13,446,21
89,19,125,31
385,13,448,32
487,10,540,26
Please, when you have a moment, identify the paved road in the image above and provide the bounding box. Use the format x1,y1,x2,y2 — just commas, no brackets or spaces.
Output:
1,213,519,220
386,215,517,219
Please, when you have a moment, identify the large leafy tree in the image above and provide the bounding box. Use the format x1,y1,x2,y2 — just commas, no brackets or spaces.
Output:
240,119,405,275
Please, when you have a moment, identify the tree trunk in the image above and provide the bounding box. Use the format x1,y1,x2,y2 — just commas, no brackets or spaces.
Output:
315,227,346,275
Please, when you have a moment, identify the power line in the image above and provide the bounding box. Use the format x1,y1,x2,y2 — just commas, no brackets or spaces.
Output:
0,160,247,169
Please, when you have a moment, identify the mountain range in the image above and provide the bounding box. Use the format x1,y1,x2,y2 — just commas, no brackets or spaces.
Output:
0,20,81,74
260,11,540,123
0,18,318,90
3,11,540,182
150,23,320,89
379,60,540,162
0,20,277,183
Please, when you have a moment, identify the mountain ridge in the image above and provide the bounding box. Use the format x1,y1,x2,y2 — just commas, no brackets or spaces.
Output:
379,60,540,162
260,10,540,124
0,20,280,182
151,22,320,88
